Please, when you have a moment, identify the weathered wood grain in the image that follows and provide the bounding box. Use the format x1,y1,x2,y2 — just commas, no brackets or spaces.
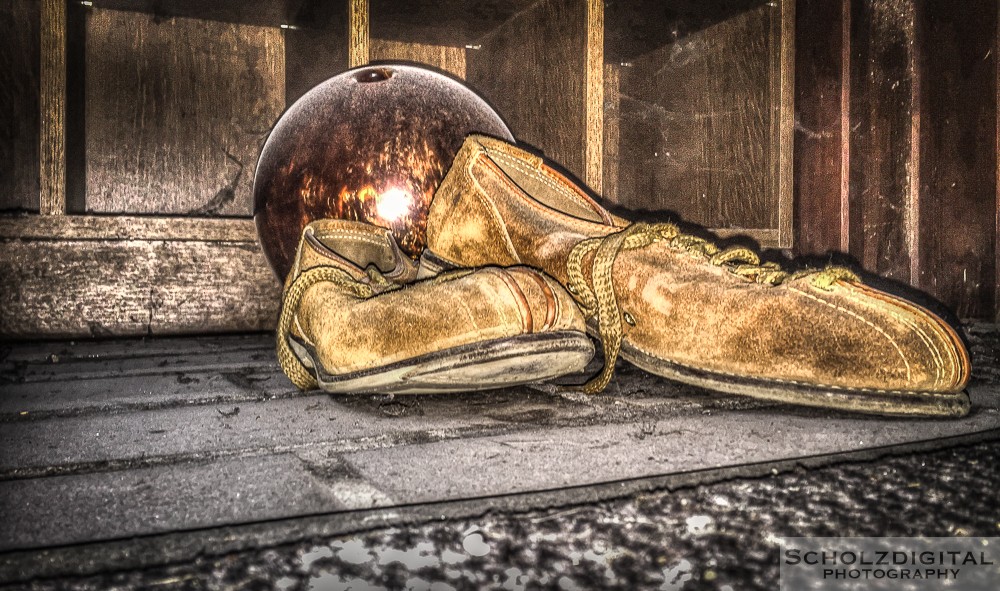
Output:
349,0,368,67
584,0,604,193
615,2,779,232
775,0,795,248
368,0,536,47
284,11,350,105
794,0,849,256
39,0,65,216
466,0,589,182
80,0,311,28
847,0,916,282
602,63,620,202
0,215,258,241
370,39,466,79
914,0,997,320
0,0,41,213
0,239,280,338
83,9,284,216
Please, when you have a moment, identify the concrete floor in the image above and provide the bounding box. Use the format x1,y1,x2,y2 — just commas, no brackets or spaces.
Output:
1,324,998,589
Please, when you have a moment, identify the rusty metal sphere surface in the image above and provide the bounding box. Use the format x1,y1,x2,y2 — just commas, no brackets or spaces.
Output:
253,64,514,281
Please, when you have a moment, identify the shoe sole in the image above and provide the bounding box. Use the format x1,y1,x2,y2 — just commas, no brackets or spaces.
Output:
620,342,971,418
289,331,595,394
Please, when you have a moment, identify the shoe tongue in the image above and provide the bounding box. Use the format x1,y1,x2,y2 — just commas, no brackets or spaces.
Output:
293,220,417,283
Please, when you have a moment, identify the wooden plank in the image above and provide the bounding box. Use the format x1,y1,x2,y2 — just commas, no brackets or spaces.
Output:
5,346,278,385
847,0,917,282
83,9,284,216
0,239,280,338
349,0,368,66
0,215,257,241
39,0,66,216
284,15,350,105
615,3,780,231
466,0,589,181
602,63,621,201
584,0,604,193
0,454,348,551
775,0,795,248
914,0,997,320
0,0,41,212
370,39,466,78
0,333,271,364
368,0,536,47
793,0,849,256
82,0,310,29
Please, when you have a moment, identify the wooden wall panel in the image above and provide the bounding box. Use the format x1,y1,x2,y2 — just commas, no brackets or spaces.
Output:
284,1,350,105
613,4,777,229
370,39,466,79
794,0,848,255
82,9,284,216
602,64,621,202
0,0,41,212
367,0,535,47
0,239,279,338
793,0,1000,319
847,0,916,282
466,0,588,181
915,0,997,319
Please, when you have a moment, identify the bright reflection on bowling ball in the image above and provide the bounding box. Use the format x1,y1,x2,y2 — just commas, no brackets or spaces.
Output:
253,64,514,281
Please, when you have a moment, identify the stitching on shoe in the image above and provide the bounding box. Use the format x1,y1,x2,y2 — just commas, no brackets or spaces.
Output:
489,150,596,212
855,283,961,388
312,231,391,249
622,338,957,398
840,284,945,389
479,155,611,234
789,287,912,383
467,155,523,263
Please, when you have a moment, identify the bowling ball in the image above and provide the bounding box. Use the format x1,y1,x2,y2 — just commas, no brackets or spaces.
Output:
253,64,514,281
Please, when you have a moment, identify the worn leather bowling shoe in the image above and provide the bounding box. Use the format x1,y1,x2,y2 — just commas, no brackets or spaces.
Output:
276,219,594,393
419,135,971,417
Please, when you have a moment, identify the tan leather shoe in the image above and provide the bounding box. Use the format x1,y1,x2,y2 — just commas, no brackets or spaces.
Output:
276,219,594,394
420,135,971,417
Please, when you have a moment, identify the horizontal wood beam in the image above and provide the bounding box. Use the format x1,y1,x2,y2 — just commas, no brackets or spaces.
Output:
0,215,258,242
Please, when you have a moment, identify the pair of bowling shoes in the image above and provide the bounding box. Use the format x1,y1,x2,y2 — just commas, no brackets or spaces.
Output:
277,135,971,417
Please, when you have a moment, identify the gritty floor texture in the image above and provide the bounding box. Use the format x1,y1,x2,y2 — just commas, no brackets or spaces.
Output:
8,439,1000,591
1,324,998,590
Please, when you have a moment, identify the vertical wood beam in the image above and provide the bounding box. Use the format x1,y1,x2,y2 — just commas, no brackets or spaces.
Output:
793,0,849,256
40,0,66,216
776,0,795,249
848,0,917,283
915,0,997,319
584,0,604,193
840,0,852,253
348,0,369,68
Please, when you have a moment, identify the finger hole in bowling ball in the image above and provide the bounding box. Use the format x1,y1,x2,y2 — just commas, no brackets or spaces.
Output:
355,67,393,83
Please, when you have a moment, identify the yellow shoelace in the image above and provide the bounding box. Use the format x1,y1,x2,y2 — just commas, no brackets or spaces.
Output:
564,222,860,394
